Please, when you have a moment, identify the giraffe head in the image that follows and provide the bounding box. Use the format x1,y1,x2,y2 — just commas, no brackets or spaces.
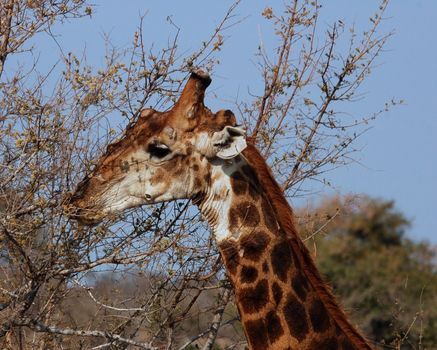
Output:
67,70,247,224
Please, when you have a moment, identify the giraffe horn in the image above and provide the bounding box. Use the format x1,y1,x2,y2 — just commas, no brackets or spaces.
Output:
172,69,211,123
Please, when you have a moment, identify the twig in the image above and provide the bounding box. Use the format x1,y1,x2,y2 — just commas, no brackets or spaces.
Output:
303,209,340,242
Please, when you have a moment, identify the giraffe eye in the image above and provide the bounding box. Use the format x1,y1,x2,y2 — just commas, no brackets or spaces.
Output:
148,143,171,159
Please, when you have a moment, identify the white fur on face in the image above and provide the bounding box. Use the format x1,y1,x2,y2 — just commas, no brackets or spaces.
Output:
194,132,216,158
97,149,197,214
98,158,149,213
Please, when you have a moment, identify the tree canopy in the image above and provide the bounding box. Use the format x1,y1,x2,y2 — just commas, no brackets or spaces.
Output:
299,196,437,349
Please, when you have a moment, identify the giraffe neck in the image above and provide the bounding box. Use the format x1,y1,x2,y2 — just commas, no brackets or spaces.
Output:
197,145,372,350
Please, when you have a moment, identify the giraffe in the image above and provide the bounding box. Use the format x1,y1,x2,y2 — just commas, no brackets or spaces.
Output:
67,70,373,350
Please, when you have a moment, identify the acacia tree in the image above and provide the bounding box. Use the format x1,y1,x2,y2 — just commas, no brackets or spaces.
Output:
0,0,406,349
296,196,437,349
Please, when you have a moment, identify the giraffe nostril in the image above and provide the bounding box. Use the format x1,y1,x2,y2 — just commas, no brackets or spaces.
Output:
145,193,152,200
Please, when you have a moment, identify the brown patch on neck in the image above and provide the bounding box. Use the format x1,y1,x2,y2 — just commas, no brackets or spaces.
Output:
241,141,373,350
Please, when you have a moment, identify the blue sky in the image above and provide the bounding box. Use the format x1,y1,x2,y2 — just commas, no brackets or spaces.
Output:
27,1,436,242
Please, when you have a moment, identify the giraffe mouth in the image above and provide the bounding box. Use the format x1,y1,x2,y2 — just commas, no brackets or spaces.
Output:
64,202,105,226
74,214,103,226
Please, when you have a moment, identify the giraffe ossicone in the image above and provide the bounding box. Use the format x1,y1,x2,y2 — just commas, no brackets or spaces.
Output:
67,70,373,349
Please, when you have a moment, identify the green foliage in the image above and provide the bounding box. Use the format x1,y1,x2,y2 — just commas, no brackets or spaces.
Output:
302,197,437,349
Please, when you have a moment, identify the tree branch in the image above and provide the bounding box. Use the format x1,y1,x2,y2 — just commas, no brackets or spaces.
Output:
15,319,158,350
202,287,232,350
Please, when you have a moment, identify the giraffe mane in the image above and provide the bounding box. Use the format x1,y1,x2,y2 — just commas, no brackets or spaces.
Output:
242,140,373,349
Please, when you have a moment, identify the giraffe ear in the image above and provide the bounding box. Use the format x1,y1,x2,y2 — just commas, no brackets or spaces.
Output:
212,126,247,159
